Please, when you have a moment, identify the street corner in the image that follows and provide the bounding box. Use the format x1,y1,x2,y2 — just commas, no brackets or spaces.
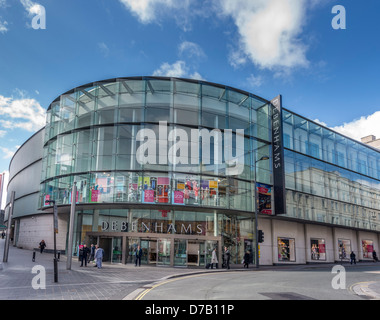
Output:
350,281,380,300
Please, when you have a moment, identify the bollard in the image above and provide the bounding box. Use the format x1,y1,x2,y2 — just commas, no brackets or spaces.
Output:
32,251,36,262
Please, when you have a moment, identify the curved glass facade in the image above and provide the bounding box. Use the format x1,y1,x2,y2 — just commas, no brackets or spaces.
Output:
40,77,272,212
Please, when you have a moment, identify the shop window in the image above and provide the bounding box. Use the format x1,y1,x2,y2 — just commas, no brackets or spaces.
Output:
310,238,326,261
277,237,296,262
362,240,374,259
338,239,351,260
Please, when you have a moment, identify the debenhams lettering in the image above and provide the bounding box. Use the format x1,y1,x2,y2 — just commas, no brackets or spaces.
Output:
101,220,204,235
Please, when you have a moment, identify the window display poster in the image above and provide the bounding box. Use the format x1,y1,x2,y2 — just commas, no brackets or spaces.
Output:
90,189,99,203
311,238,326,260
338,239,351,260
173,191,184,204
143,189,155,203
362,240,374,259
44,194,50,206
277,237,295,262
257,183,272,215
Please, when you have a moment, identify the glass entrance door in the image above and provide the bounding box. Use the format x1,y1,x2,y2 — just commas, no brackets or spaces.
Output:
157,239,171,266
99,238,112,262
141,239,157,264
112,237,122,264
174,239,187,267
187,240,201,266
205,240,218,267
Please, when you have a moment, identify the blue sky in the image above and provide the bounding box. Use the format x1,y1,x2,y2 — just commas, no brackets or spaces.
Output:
0,0,379,174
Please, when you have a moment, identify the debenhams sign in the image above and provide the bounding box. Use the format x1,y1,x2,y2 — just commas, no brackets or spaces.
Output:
271,95,286,215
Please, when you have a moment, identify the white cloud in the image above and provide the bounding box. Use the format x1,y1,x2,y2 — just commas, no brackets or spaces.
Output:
120,0,315,71
218,0,309,70
0,19,7,34
246,74,263,88
98,42,110,57
325,111,380,142
0,94,46,132
20,0,43,15
153,60,204,80
178,41,206,60
119,0,196,30
0,146,16,159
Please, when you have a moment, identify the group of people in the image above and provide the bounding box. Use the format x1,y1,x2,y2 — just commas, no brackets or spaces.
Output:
78,244,143,268
79,244,104,269
350,250,379,264
211,246,245,269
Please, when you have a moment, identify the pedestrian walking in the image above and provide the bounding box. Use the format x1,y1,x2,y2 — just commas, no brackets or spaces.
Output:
79,244,90,267
350,251,356,265
94,245,104,269
39,240,46,253
211,248,218,269
373,250,378,262
243,251,250,268
88,244,95,264
135,245,142,267
224,246,230,269
1,231,5,239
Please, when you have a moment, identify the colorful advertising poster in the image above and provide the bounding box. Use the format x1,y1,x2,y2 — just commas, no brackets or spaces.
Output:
362,240,374,259
143,189,155,203
173,191,184,205
209,180,218,189
311,238,326,260
90,189,99,203
338,239,351,260
257,183,272,215
44,194,50,206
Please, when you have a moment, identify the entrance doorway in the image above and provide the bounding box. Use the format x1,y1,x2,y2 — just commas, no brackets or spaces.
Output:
158,239,171,266
99,237,112,262
141,239,157,265
174,239,187,266
112,237,122,264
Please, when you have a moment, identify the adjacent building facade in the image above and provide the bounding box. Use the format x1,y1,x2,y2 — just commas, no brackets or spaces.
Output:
5,77,380,266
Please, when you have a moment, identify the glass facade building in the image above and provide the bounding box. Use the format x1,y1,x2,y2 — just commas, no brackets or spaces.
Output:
9,76,377,266
40,77,273,266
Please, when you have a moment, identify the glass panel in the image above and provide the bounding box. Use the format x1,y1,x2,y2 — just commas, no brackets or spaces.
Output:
112,237,122,263
157,239,171,266
174,239,187,267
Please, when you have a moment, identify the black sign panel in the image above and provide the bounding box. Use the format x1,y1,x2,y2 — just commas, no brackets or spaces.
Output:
271,95,286,215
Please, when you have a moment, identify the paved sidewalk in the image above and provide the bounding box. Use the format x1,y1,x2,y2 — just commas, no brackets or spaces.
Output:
0,239,230,300
1,239,380,300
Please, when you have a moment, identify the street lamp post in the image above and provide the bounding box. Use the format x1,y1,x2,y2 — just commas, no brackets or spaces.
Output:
254,154,269,269
46,199,58,283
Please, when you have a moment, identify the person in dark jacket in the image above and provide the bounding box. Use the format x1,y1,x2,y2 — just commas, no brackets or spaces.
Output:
135,245,142,267
79,244,91,267
350,251,356,265
39,240,46,253
243,251,250,268
88,244,95,264
373,250,378,262
224,246,231,269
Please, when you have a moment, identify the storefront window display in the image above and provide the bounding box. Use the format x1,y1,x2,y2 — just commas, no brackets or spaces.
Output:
338,239,351,260
310,238,326,260
278,237,296,262
362,240,374,259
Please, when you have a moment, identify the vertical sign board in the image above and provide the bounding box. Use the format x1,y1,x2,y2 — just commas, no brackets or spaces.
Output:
271,95,286,215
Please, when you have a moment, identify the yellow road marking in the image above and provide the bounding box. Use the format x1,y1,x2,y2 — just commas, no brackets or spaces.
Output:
134,271,241,300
